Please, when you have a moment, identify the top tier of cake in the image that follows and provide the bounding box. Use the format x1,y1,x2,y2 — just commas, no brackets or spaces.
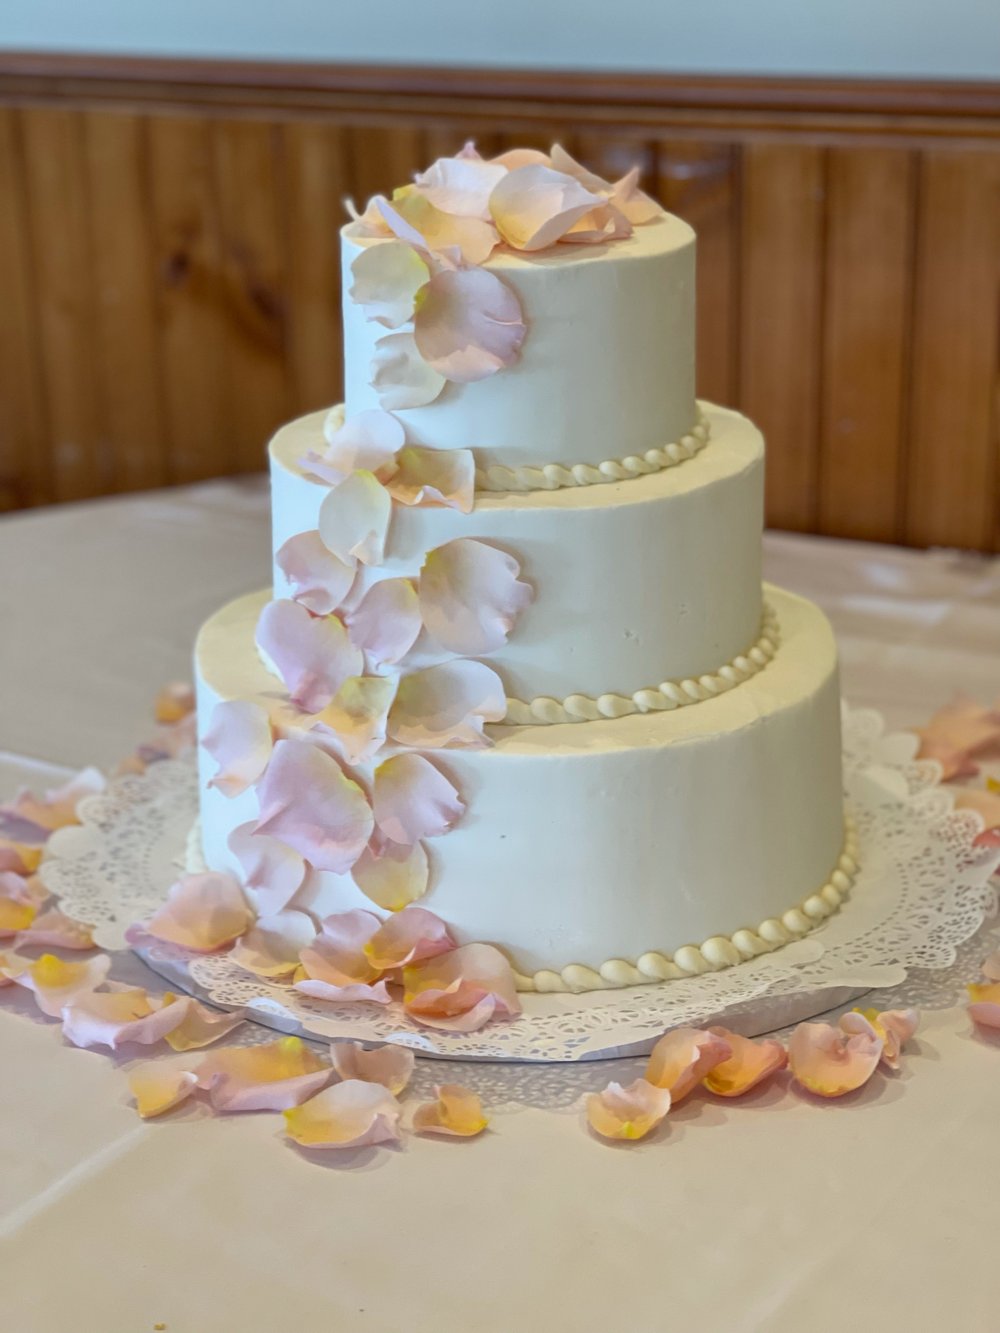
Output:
342,213,697,472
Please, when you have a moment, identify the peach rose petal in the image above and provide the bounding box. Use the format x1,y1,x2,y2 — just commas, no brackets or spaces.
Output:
562,202,627,245
586,1078,672,1142
227,823,306,917
914,694,1000,779
308,675,397,765
255,599,364,712
16,908,96,951
129,1065,199,1119
254,740,374,875
490,147,551,170
345,193,394,237
413,155,507,219
344,578,422,668
348,238,429,328
967,982,1000,1029
299,909,383,986
981,949,1000,982
413,267,526,384
548,143,614,193
318,470,393,569
420,538,533,655
144,872,253,953
284,1079,402,1149
385,445,475,514
371,330,447,411
489,164,606,251
0,766,106,837
413,1084,489,1137
373,753,465,846
15,952,111,1017
197,1036,332,1113
323,406,404,473
787,1020,883,1097
403,942,521,1032
202,699,274,798
60,988,189,1051
0,950,29,986
702,1028,788,1097
388,660,507,749
610,165,661,224
328,1040,415,1094
352,840,429,911
276,531,356,615
366,905,456,970
645,1027,733,1102
161,995,245,1051
154,682,195,723
230,910,317,980
295,977,392,1005
839,1007,919,1071
0,839,42,875
0,887,36,937
380,193,498,266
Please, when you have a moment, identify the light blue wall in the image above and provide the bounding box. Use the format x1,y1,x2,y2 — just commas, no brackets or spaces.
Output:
3,0,999,79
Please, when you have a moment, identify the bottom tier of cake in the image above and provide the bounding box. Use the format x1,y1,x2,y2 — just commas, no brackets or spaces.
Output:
194,584,848,992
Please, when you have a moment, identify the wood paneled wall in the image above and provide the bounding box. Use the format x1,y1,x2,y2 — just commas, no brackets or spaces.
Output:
0,55,998,549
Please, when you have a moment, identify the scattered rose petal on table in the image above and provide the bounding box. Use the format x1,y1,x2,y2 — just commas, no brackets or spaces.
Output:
787,1020,883,1097
586,1078,671,1142
701,1028,788,1097
413,1084,489,1137
328,1041,415,1095
154,682,196,724
197,1036,332,1113
967,982,1000,1030
419,538,533,656
0,766,106,837
202,700,274,798
0,875,37,936
14,952,111,1017
308,675,397,765
0,839,42,875
254,740,374,875
839,1007,919,1071
161,995,245,1052
914,694,1000,780
60,988,189,1051
141,872,253,953
276,531,357,615
645,1026,733,1102
128,1065,199,1119
284,1079,402,1149
0,951,30,985
16,908,96,951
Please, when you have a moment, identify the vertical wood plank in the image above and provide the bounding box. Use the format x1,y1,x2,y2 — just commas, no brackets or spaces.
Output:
906,148,1000,550
83,110,168,493
0,109,47,510
212,117,291,472
740,143,826,532
20,106,106,502
344,123,425,207
147,114,231,484
656,138,740,406
818,148,915,542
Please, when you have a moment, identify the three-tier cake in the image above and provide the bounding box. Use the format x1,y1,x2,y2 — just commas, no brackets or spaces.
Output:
194,144,855,996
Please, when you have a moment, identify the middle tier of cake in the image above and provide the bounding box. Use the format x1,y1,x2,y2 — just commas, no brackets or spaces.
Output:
271,401,764,705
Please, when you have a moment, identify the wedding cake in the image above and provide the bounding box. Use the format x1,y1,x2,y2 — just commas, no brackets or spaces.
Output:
194,144,855,994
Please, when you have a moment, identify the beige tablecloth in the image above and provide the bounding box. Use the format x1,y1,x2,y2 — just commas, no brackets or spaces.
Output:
2,481,999,1333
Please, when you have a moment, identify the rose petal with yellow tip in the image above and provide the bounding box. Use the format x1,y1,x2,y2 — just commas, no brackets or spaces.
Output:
128,1065,199,1119
161,995,245,1052
839,1007,919,1071
298,909,383,986
413,1083,489,1137
197,1036,332,1112
702,1027,787,1097
60,988,189,1050
16,908,96,950
352,840,429,911
15,952,111,1017
154,682,195,724
143,872,253,953
967,982,1000,1029
0,880,37,937
0,766,105,837
645,1026,732,1102
329,1040,415,1094
586,1078,671,1142
229,910,317,979
0,839,43,875
914,693,1000,780
787,1020,883,1097
283,1079,401,1149
365,905,455,970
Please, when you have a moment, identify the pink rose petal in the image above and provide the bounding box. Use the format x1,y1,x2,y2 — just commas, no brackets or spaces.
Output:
371,330,447,410
275,531,356,615
162,995,246,1051
227,822,306,917
0,839,42,875
298,909,383,986
344,578,422,668
308,676,397,765
202,699,274,798
197,1036,332,1113
787,1020,883,1097
328,1040,415,1094
345,194,393,237
60,988,189,1051
914,694,1000,779
587,1077,672,1142
14,952,111,1018
489,164,606,251
16,907,96,951
413,1083,489,1137
348,239,429,327
0,881,36,937
128,1065,199,1119
378,194,499,267
968,982,1000,1029
294,977,392,1005
413,154,507,218
403,941,521,1032
384,446,475,513
701,1028,787,1097
839,1007,919,1071
317,470,393,568
283,1079,402,1149
366,905,456,970
413,267,526,384
256,599,364,712
0,766,106,838
388,660,507,749
420,537,533,655
230,909,317,979
982,949,1000,982
254,740,374,875
645,1027,733,1102
352,840,429,911
144,872,253,953
373,752,465,846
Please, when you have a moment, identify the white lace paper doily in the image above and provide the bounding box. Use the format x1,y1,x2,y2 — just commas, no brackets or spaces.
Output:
40,705,1000,1063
